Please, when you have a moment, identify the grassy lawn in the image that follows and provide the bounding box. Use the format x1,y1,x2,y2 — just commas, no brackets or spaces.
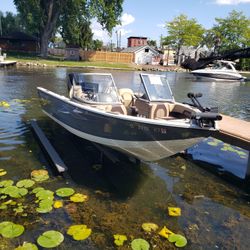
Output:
7,54,135,70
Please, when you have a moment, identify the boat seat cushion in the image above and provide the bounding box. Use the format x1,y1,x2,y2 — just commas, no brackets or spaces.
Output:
118,88,134,108
135,98,169,119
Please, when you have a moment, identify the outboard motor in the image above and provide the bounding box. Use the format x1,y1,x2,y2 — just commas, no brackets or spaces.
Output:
187,92,222,128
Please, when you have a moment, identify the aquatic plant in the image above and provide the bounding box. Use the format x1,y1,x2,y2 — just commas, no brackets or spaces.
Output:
168,207,181,216
158,226,174,239
1,186,28,198
56,187,75,197
53,200,63,208
67,225,92,240
0,180,14,187
131,238,150,250
70,193,88,202
0,169,7,176
16,179,35,188
37,230,64,248
0,101,10,107
15,242,38,250
31,169,49,182
113,234,127,246
0,221,25,238
141,223,159,232
168,234,187,247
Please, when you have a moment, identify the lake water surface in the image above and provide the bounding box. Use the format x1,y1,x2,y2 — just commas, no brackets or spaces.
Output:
0,67,250,249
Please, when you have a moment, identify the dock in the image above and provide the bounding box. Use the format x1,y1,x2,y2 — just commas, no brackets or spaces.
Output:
0,60,17,67
215,115,250,180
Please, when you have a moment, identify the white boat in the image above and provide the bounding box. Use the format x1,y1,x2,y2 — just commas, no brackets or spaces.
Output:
191,60,246,81
37,73,222,161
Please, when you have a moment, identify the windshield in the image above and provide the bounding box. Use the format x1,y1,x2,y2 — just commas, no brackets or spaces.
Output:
73,73,120,103
140,74,174,102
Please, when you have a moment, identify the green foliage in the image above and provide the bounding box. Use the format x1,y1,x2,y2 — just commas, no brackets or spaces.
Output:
212,10,250,52
131,238,150,250
164,14,205,50
147,40,157,47
0,221,25,238
67,225,92,240
37,230,64,248
56,187,75,197
15,242,38,250
168,234,187,248
0,11,24,36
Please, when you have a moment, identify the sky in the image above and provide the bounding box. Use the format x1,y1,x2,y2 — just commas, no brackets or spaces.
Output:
1,0,250,47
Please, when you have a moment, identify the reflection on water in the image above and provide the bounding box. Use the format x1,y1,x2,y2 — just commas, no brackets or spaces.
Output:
0,67,250,249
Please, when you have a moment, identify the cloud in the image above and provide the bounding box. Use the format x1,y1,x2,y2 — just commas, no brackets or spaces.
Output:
91,13,135,45
120,13,135,26
215,0,250,4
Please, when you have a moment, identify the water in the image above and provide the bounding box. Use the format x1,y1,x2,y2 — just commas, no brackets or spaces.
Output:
0,67,250,249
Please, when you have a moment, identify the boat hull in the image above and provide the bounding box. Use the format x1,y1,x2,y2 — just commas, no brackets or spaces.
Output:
192,71,245,81
38,88,216,161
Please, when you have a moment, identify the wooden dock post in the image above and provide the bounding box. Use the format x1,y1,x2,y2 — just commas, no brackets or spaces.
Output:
31,120,67,173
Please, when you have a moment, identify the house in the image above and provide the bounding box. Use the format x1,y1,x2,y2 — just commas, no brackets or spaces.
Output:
0,31,39,53
127,36,147,47
162,46,176,66
122,45,160,65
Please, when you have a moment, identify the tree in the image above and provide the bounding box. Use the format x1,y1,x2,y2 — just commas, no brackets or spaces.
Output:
164,14,205,63
147,39,157,47
14,0,123,57
0,11,23,36
92,39,103,51
211,10,250,53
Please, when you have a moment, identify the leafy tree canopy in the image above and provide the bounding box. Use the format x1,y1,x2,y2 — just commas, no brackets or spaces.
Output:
164,14,205,50
211,10,250,52
14,0,124,57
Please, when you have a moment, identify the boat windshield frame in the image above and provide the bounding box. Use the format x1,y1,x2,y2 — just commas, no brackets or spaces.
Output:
139,74,175,102
72,73,121,104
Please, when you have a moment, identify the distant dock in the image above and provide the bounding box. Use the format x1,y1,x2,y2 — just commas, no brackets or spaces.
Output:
0,60,17,67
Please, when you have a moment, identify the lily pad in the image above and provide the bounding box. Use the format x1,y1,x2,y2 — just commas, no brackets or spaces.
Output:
70,193,88,202
31,169,49,182
142,223,158,232
56,188,75,197
131,239,150,250
32,187,45,194
168,234,187,247
2,186,28,198
15,242,38,250
0,180,14,188
67,225,92,240
37,230,64,248
0,169,7,176
168,207,181,216
16,179,35,188
113,234,127,246
158,226,174,239
0,222,25,238
36,190,54,200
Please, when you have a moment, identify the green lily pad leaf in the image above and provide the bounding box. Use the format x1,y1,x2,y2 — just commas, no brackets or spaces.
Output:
0,222,25,238
2,186,28,198
0,169,7,176
131,238,150,250
56,188,75,197
0,180,14,188
31,187,45,194
0,204,8,209
15,242,38,250
36,205,53,213
16,179,35,188
0,221,13,233
142,223,159,232
37,230,64,248
168,234,187,248
67,224,92,240
31,169,49,182
36,190,54,200
114,234,127,246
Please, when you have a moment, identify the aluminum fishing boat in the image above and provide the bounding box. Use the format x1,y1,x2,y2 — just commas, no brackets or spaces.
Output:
191,60,246,81
37,73,222,161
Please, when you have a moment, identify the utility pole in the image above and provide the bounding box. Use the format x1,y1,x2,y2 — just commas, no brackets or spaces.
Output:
0,13,2,36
